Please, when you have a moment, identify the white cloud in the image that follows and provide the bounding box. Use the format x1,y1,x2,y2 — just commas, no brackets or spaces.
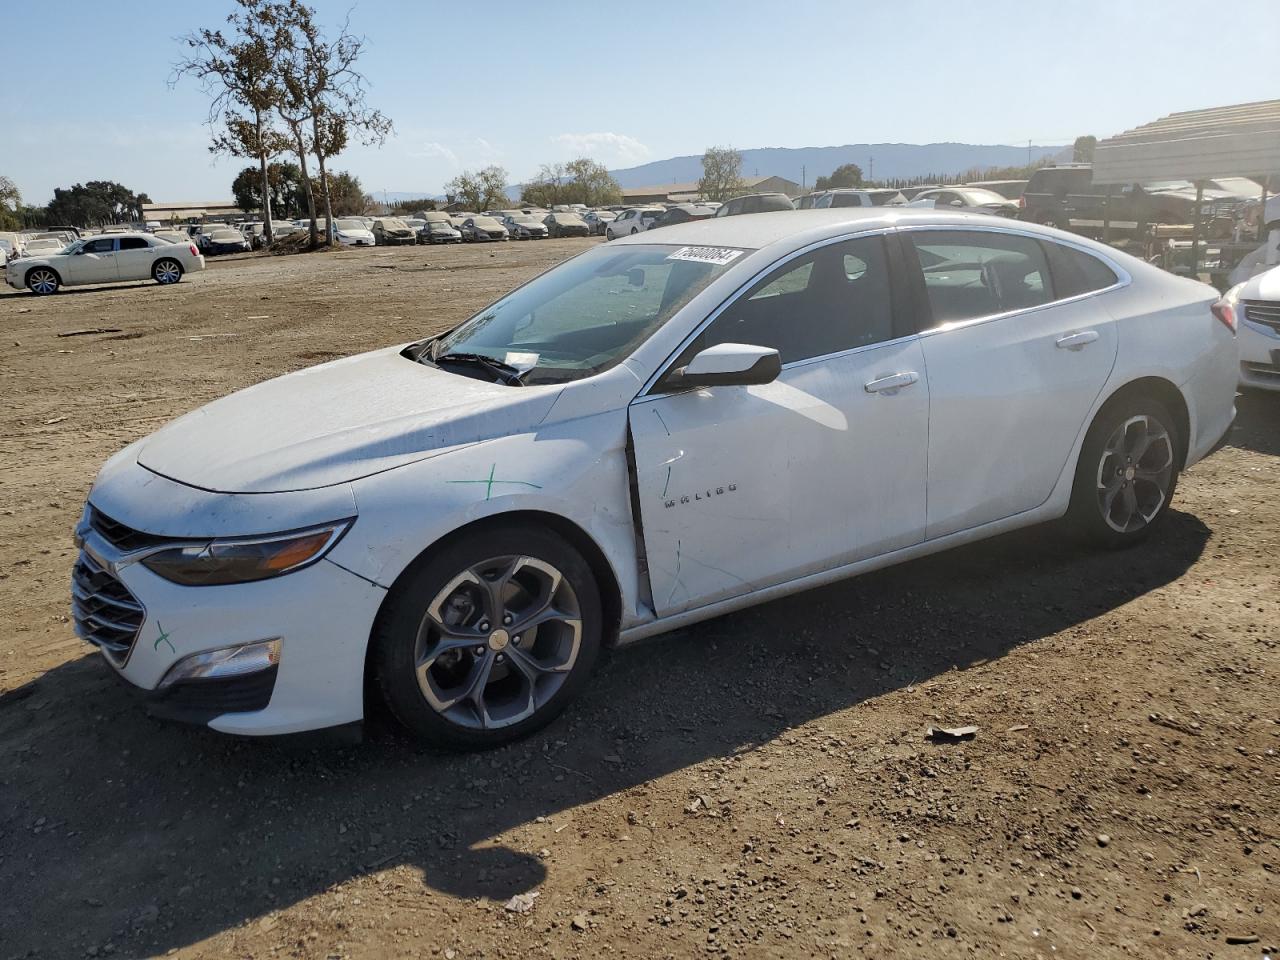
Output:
411,141,459,166
550,132,651,167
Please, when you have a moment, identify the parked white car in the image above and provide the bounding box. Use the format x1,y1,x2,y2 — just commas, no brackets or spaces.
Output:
333,218,375,246
606,207,665,239
1222,264,1280,391
7,232,204,294
18,238,64,257
73,210,1236,747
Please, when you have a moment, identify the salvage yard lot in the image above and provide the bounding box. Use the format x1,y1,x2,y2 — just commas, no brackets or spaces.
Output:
0,240,1276,959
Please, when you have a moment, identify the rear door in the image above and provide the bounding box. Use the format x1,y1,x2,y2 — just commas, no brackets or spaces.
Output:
901,227,1119,539
114,236,154,280
66,237,119,284
629,232,929,616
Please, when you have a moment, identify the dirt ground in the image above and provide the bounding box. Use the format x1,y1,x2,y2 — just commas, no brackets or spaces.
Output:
0,240,1276,960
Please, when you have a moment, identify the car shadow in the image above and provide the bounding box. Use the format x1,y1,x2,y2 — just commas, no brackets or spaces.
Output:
1226,389,1280,456
0,508,1210,956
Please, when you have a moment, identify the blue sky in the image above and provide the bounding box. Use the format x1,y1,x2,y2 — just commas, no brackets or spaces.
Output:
3,0,1276,204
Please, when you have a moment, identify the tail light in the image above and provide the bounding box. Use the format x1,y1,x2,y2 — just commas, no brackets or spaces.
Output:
189,244,199,257
1210,299,1238,334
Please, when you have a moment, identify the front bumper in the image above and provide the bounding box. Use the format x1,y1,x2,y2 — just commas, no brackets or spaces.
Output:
380,235,416,245
73,507,386,735
1238,317,1280,391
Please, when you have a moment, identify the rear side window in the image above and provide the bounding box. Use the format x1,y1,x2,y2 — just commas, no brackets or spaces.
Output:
693,235,894,364
908,230,1052,325
118,237,150,250
1041,241,1118,298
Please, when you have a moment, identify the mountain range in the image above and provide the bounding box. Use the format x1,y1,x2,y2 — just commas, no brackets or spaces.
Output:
383,141,1071,202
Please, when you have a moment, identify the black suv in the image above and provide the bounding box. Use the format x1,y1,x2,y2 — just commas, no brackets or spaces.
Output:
1019,164,1192,231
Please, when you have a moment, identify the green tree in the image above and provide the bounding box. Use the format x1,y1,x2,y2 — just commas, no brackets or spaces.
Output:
445,166,510,211
175,0,294,243
231,161,304,218
0,175,20,230
522,158,621,207
814,162,863,191
45,181,150,227
1073,135,1097,163
698,146,745,202
312,170,367,215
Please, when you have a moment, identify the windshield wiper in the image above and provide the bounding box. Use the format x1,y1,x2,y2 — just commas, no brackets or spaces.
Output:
433,351,526,386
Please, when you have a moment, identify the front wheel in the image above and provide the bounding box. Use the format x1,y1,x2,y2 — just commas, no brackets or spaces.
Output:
372,524,602,749
26,267,59,295
153,259,182,285
1066,397,1180,547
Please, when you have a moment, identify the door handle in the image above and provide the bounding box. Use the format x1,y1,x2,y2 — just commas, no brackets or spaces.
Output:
864,371,920,394
1056,330,1099,351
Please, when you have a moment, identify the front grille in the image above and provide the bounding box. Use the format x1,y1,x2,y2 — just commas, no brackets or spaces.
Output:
88,507,182,553
1244,300,1280,333
72,551,145,665
487,231,504,239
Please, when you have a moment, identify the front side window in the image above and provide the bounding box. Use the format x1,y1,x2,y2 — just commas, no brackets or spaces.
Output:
908,230,1052,325
687,234,895,365
428,244,745,384
84,238,115,254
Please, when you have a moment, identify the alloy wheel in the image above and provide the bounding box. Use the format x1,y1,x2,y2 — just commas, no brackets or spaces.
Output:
1095,414,1174,533
28,269,58,294
415,555,582,730
155,260,181,284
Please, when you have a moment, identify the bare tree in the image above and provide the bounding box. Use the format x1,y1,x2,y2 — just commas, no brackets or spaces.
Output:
698,145,746,202
174,0,292,243
276,0,392,246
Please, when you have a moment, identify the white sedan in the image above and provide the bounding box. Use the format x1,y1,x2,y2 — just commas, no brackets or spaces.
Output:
1223,264,1280,391
6,232,204,294
73,210,1237,747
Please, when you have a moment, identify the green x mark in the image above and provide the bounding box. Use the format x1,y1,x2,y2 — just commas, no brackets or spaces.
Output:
446,463,542,501
153,621,176,655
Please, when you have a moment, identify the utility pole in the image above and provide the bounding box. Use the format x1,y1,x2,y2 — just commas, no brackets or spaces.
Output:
869,155,874,181
1027,139,1032,166
801,165,806,191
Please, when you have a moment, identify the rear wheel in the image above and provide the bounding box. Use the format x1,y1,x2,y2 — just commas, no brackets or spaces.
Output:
373,524,602,749
153,259,182,285
26,268,59,295
1067,397,1180,547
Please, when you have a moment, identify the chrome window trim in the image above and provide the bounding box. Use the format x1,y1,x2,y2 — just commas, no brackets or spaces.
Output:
895,222,1132,337
638,226,902,397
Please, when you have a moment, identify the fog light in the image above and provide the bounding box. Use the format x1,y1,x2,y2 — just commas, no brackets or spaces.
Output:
158,638,281,689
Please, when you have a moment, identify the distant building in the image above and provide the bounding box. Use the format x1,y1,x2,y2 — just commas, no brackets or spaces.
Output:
620,175,802,205
141,201,244,224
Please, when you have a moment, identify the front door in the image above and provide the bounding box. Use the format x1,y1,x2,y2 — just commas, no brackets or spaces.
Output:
67,237,119,284
629,233,929,617
901,228,1119,538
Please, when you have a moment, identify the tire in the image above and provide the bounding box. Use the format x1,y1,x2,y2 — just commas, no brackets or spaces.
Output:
153,259,182,285
26,267,60,295
1066,395,1180,548
630,227,638,235
372,523,603,749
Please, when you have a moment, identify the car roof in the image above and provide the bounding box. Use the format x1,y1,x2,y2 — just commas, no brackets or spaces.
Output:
608,208,1110,254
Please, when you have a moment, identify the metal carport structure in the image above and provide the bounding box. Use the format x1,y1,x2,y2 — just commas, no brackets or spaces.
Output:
1092,100,1280,270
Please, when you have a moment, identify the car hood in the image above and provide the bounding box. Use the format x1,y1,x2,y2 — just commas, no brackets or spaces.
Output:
134,346,562,494
1240,263,1280,301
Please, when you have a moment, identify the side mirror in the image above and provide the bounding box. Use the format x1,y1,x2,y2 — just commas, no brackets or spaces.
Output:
660,343,782,391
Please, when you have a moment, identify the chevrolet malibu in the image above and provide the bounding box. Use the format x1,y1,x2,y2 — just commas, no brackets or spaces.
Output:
74,210,1237,748
7,232,204,294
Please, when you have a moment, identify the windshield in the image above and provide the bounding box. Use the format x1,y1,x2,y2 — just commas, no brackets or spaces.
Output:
429,243,745,385
335,219,364,231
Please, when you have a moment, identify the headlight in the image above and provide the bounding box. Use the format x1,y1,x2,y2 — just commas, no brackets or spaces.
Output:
141,521,352,586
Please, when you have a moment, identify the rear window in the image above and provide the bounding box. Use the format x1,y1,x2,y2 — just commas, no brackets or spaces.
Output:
1041,241,1119,298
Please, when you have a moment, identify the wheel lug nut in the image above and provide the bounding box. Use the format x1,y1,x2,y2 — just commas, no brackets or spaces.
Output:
496,654,505,663
503,614,512,625
478,621,489,632
474,646,485,656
